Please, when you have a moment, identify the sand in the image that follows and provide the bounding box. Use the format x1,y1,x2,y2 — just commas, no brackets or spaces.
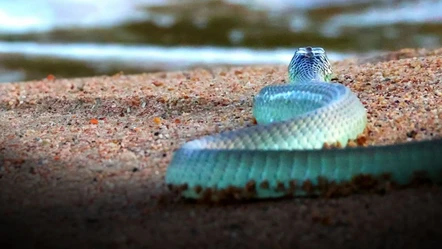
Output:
0,47,442,249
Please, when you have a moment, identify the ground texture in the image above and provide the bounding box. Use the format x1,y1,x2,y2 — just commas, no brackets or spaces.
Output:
1,47,442,249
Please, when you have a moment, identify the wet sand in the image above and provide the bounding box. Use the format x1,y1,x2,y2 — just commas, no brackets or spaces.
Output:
0,47,441,249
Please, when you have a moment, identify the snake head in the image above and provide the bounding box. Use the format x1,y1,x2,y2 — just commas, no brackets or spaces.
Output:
288,46,333,83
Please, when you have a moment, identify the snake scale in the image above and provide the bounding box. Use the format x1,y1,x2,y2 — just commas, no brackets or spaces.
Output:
165,46,442,201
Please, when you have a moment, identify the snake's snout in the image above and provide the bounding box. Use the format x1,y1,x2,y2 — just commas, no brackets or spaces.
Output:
295,46,325,58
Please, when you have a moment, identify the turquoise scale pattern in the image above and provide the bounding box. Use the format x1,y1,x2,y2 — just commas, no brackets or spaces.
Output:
165,46,442,200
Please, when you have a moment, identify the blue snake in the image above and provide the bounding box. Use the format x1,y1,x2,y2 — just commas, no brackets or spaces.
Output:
165,47,442,201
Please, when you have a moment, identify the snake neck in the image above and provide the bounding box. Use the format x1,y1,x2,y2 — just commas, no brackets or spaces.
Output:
288,71,332,84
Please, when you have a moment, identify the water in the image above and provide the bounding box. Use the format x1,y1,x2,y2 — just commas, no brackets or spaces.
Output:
0,0,441,83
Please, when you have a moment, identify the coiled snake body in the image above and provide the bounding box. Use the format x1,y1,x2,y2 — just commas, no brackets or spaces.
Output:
165,47,442,201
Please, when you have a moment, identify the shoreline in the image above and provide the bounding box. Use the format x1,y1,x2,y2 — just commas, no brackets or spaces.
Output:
1,47,441,248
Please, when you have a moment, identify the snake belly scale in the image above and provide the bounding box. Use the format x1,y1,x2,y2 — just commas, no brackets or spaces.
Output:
165,46,442,201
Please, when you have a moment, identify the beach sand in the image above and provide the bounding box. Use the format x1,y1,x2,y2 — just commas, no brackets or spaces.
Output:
0,47,441,248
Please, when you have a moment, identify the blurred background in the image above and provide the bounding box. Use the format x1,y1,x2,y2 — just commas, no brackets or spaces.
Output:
0,0,441,83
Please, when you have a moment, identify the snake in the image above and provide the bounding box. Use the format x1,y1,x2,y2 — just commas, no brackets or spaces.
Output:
165,46,442,201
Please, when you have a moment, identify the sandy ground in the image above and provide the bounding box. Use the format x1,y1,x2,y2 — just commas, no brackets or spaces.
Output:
1,47,442,249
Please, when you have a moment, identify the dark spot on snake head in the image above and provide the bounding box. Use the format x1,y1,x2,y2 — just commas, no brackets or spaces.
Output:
305,47,313,57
